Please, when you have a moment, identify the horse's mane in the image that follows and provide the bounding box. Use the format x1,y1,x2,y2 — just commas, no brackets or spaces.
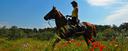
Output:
51,7,67,29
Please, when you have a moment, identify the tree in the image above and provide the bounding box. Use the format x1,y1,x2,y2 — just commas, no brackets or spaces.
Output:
0,26,7,37
33,28,38,33
119,22,128,31
112,24,119,31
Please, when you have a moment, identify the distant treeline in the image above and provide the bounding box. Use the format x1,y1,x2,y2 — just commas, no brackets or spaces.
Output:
0,22,128,40
96,22,128,32
0,26,55,40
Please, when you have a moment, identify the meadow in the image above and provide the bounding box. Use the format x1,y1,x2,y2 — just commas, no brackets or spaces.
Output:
0,23,128,51
0,31,128,51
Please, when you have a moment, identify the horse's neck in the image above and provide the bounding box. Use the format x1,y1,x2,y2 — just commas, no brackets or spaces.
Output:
55,17,67,29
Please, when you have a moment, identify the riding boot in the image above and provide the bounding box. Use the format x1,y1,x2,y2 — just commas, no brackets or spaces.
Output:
74,23,80,32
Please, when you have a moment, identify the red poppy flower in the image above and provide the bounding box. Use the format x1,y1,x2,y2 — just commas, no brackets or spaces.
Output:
75,42,81,47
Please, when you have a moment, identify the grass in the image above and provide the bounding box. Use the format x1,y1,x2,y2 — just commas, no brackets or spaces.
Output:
0,38,48,51
0,38,127,51
0,31,128,51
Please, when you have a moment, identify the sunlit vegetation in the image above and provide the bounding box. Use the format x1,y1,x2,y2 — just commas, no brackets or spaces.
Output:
0,22,128,51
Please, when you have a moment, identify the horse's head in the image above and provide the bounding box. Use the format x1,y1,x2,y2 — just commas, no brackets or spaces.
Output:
44,6,61,21
44,6,67,29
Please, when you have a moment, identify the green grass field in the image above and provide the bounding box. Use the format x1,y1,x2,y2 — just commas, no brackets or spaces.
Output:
1,23,128,51
0,35,128,51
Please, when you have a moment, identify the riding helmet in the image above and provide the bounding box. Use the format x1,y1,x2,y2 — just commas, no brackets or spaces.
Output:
71,1,78,7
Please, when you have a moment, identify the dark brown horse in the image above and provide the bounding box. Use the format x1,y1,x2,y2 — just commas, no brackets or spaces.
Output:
44,6,97,48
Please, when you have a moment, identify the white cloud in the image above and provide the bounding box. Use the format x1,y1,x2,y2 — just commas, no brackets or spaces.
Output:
0,22,11,28
105,4,128,26
0,24,3,27
85,0,128,26
86,0,116,6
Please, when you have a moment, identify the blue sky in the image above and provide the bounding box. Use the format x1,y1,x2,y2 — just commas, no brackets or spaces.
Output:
0,0,128,28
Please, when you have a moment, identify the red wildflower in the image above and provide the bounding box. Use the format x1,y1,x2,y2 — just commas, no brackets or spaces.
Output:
88,40,91,43
99,45,106,51
90,47,94,51
90,41,106,51
81,40,85,42
75,42,81,47
63,42,68,47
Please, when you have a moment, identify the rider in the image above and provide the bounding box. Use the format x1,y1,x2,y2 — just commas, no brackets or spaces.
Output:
66,1,79,27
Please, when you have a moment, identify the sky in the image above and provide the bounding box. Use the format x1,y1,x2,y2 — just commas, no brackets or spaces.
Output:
0,0,128,28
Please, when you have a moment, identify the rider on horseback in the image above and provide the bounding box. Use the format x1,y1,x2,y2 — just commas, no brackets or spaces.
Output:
66,1,79,26
66,1,80,32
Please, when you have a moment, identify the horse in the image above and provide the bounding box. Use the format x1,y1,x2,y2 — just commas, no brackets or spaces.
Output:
44,6,97,48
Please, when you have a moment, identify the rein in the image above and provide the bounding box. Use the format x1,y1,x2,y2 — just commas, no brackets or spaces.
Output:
47,20,67,39
48,20,54,28
47,20,62,40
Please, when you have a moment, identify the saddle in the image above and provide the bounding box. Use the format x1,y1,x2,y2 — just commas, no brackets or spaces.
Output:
66,18,86,33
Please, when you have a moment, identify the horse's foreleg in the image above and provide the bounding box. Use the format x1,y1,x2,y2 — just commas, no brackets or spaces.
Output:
90,37,96,43
52,38,60,49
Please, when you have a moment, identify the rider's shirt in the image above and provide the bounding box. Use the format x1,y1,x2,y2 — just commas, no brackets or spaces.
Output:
72,7,78,18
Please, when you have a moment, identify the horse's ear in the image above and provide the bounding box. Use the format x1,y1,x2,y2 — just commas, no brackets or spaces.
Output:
53,6,56,9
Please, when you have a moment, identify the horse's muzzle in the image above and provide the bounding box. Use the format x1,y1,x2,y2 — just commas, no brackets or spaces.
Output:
44,17,48,21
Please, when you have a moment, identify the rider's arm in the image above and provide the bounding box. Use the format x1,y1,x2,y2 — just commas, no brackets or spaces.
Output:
66,15,72,17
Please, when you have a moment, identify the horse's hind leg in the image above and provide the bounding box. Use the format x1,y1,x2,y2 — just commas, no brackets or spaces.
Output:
83,35,90,46
52,38,60,50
